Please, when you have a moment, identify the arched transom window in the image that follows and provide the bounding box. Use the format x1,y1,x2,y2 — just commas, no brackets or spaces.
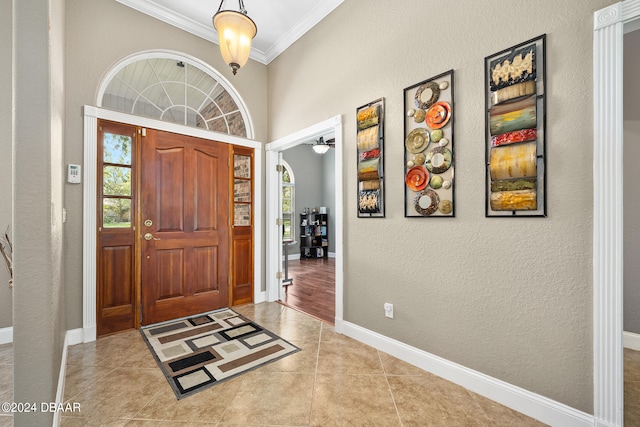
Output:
98,51,252,138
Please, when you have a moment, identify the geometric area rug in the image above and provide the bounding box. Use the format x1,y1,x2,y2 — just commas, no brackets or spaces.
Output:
140,308,301,400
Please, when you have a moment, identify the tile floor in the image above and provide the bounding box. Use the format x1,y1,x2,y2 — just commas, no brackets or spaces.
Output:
3,303,583,426
4,307,640,426
625,348,640,425
57,303,545,426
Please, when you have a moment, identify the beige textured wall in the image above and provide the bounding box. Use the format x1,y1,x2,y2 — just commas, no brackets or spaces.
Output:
13,0,67,424
268,0,616,413
624,30,640,334
0,0,12,329
64,0,269,328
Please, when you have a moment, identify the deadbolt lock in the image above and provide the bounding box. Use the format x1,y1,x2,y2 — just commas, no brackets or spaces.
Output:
144,219,153,227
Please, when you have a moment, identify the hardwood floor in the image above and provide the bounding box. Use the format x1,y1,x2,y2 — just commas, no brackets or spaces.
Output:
282,257,335,325
626,348,640,425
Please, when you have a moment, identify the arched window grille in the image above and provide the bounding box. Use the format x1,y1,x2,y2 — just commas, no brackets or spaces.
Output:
97,51,252,138
282,161,295,241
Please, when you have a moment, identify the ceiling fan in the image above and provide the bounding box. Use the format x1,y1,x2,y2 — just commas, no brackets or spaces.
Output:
312,137,335,154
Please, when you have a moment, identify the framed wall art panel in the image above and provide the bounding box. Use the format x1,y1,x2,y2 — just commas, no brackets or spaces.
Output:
403,70,455,218
484,34,546,217
356,98,385,218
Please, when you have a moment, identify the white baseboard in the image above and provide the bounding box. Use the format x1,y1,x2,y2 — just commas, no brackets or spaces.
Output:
0,326,12,345
624,330,640,351
342,321,593,427
254,291,267,304
82,326,96,343
67,328,84,346
53,328,83,427
2,327,80,426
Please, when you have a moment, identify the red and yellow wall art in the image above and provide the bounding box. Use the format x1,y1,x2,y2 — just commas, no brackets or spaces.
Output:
485,35,546,217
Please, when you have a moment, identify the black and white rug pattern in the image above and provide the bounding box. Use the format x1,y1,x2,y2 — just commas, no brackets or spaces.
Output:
141,309,300,399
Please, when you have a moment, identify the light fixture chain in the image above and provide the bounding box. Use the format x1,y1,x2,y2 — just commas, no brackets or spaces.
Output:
216,0,225,14
216,0,248,16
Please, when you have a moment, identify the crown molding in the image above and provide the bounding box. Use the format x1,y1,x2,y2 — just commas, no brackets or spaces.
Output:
264,0,345,63
116,0,216,43
115,0,344,65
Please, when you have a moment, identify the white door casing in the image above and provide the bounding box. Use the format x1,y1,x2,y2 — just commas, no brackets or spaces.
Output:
593,2,640,425
265,115,344,331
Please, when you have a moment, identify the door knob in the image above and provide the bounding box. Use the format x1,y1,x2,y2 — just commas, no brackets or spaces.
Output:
144,233,160,241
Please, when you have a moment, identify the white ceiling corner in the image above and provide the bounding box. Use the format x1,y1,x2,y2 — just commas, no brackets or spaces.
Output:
114,0,345,65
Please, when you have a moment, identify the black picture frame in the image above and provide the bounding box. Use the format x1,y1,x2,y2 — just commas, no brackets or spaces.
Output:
403,70,455,218
356,98,385,218
484,34,547,217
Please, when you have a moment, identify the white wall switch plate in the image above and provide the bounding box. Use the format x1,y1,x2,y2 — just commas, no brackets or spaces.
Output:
384,303,393,319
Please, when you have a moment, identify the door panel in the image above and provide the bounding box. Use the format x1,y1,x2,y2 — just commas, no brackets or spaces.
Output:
140,129,229,325
100,246,133,313
231,233,253,304
194,247,219,293
156,148,185,232
156,249,185,299
195,150,219,231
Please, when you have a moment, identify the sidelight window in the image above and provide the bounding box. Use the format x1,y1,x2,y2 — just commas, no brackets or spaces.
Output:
233,154,252,226
102,132,133,228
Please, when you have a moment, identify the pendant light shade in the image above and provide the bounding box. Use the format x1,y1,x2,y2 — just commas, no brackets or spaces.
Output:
312,144,330,155
212,1,257,75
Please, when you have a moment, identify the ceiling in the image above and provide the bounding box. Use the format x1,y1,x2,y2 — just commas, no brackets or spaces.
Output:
115,0,345,65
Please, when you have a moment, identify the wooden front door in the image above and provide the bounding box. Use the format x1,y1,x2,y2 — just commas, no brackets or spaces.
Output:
139,129,230,325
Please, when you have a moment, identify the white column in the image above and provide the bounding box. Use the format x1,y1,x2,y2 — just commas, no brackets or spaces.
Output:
82,107,98,343
593,3,626,426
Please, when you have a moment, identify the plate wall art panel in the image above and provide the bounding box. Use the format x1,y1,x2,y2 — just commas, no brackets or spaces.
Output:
485,35,546,217
403,70,455,217
356,98,385,217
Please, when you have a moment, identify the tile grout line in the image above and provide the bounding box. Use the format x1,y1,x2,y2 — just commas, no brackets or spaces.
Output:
214,310,279,427
62,366,118,403
128,384,170,423
86,365,159,424
305,319,324,427
377,349,405,427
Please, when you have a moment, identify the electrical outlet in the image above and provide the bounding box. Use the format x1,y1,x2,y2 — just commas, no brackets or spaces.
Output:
384,303,394,319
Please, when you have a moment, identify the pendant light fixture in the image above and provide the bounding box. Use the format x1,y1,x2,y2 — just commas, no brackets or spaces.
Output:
312,137,331,155
212,0,257,75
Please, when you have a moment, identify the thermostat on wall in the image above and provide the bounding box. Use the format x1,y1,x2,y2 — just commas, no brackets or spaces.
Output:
67,164,81,184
